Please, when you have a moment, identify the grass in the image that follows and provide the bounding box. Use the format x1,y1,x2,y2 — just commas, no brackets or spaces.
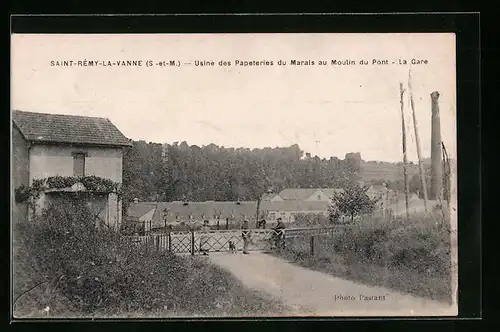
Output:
12,201,290,318
276,250,452,304
14,254,289,318
17,258,289,318
14,235,289,318
274,211,454,304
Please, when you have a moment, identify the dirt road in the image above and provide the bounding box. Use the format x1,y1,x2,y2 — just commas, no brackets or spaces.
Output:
209,252,457,317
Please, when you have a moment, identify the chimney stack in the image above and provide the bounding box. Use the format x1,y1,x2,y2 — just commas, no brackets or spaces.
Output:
430,91,443,200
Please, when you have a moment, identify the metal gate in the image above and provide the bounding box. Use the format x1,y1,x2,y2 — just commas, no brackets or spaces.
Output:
124,226,337,255
175,229,286,254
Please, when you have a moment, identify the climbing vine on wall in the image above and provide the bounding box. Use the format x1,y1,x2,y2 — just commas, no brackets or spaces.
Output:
14,175,122,204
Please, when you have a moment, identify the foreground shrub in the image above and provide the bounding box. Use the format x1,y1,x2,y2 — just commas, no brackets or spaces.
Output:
278,211,453,302
324,212,452,275
13,199,288,317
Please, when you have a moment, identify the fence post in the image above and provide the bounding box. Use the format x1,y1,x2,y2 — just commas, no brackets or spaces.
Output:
310,235,315,256
168,231,172,252
191,230,195,256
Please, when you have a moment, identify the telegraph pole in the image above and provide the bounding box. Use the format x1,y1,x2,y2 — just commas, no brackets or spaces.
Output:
430,91,443,201
399,83,410,221
408,69,429,212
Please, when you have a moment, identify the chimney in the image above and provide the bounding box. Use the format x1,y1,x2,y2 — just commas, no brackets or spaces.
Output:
430,91,443,200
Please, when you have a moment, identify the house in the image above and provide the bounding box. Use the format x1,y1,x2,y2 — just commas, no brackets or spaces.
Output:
126,198,333,231
12,110,132,228
261,192,284,202
319,188,344,200
126,201,157,232
278,188,324,201
365,184,386,200
366,184,399,204
126,200,260,230
260,188,345,222
260,200,331,223
277,188,343,203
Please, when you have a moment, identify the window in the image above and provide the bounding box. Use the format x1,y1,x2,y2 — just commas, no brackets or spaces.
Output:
317,194,321,200
73,153,86,176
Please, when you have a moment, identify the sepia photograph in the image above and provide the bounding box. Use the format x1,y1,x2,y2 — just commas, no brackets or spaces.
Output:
11,32,458,318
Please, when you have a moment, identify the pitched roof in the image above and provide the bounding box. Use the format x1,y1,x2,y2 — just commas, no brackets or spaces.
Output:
261,200,330,212
127,202,157,219
12,110,132,147
261,193,282,201
278,188,343,200
127,199,333,228
322,188,344,198
278,188,323,201
148,201,259,228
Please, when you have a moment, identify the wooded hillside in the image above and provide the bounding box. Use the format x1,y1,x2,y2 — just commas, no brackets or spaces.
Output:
122,141,420,206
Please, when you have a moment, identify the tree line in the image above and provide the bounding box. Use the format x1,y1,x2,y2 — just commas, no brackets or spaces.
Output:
122,141,364,205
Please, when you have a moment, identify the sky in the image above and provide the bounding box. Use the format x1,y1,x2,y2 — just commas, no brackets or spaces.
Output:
11,33,456,163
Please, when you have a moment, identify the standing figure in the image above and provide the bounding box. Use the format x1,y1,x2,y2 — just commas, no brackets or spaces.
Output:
200,220,210,255
260,219,267,229
241,219,250,254
273,218,286,250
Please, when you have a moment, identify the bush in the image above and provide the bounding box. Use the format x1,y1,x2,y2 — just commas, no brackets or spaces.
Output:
330,182,379,222
13,199,287,317
120,221,145,235
14,200,162,315
14,185,32,203
328,213,451,273
276,211,453,302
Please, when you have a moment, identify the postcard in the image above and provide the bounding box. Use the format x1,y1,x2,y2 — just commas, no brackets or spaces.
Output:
11,32,458,318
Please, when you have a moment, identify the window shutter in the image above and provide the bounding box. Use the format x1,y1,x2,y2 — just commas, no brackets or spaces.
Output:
73,153,85,176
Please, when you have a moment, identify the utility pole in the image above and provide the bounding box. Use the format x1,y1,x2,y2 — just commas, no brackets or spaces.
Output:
442,142,451,203
400,83,410,221
408,69,429,212
430,91,443,201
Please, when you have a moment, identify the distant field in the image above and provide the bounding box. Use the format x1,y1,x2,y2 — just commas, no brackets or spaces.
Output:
360,162,420,182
